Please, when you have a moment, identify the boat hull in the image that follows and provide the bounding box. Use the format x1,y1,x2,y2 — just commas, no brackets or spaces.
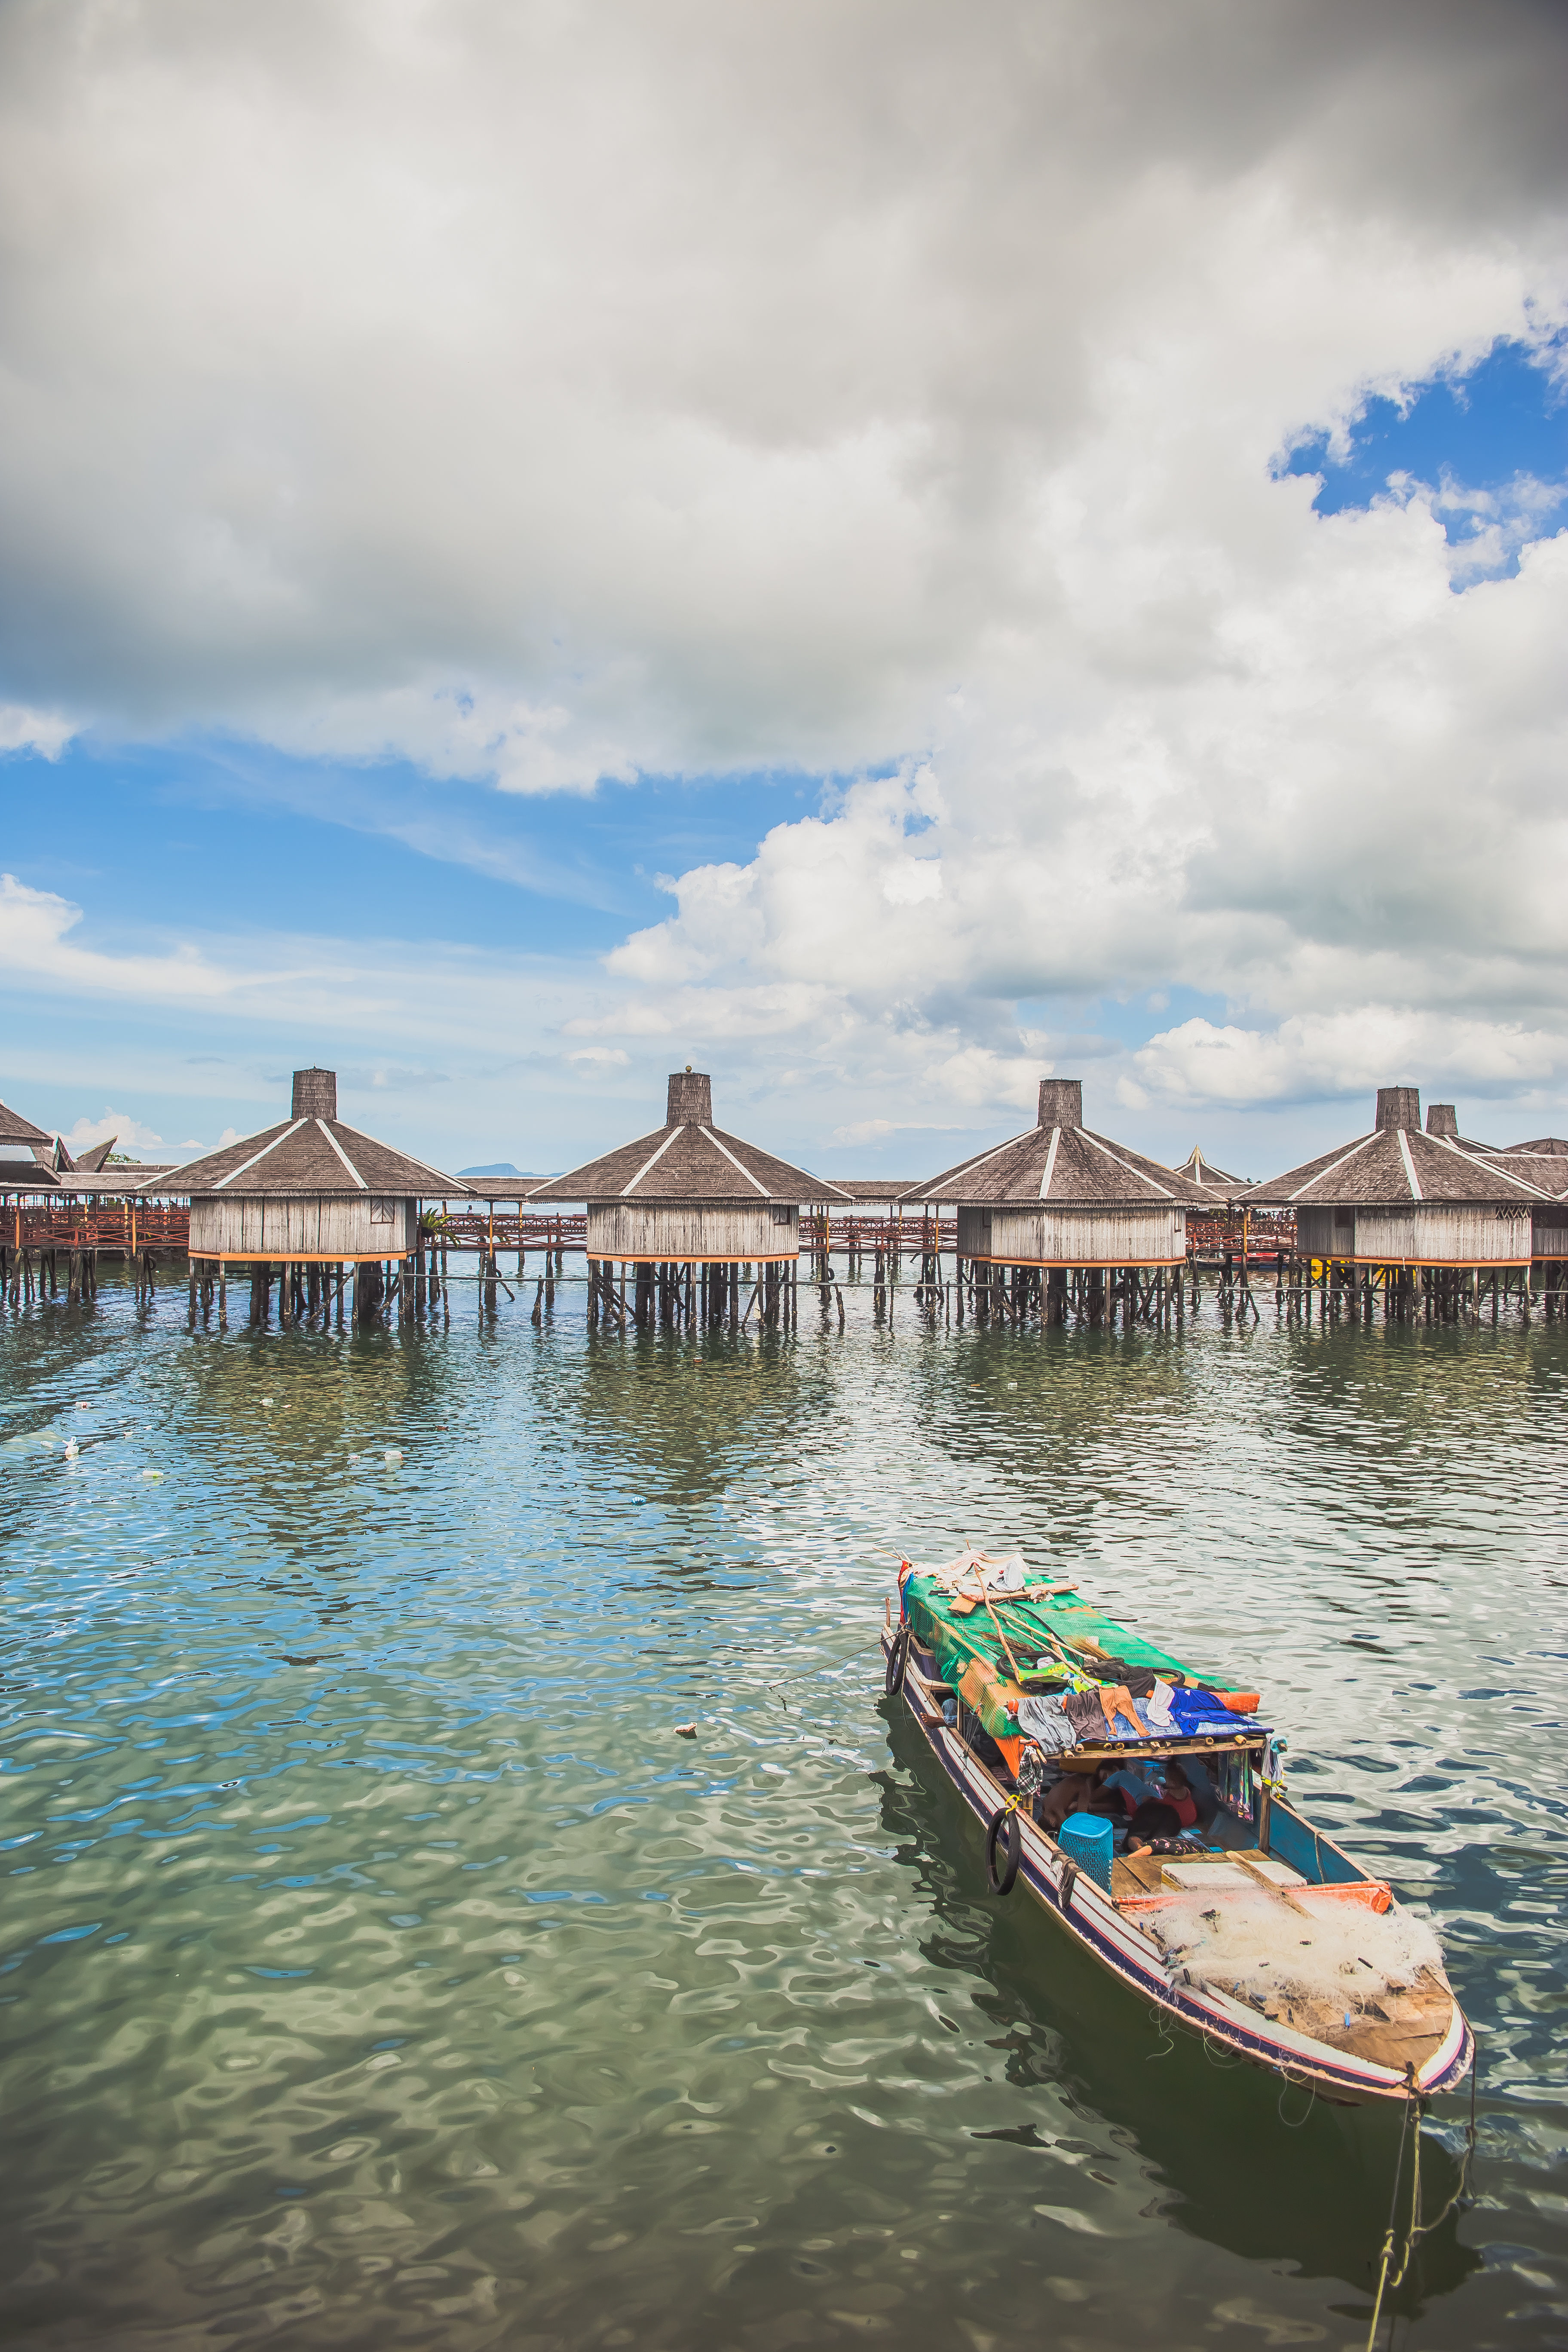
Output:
881,1631,1473,2109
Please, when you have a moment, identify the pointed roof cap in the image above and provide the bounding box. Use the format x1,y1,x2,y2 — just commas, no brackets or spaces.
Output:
1176,1145,1248,1194
159,1069,460,1197
902,1079,1211,1208
532,1070,853,1205
1243,1087,1552,1208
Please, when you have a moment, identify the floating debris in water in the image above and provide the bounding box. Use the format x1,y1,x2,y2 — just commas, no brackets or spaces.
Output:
261,1396,274,1408
384,1448,404,1465
141,1469,163,1482
674,1722,698,1739
63,1439,79,1458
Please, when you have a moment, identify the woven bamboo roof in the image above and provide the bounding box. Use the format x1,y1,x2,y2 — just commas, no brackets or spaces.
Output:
1243,1087,1551,1208
529,1071,854,1206
156,1070,459,1198
902,1080,1211,1209
0,1096,52,1146
1501,1136,1568,1155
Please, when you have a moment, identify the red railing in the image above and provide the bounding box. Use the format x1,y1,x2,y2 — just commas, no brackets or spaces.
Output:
7,1204,191,1251
1186,1212,1295,1257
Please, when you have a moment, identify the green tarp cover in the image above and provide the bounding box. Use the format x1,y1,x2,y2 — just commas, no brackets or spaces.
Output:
902,1572,1225,1695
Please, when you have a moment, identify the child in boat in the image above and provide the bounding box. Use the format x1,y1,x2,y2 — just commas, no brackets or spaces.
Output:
1158,1760,1199,1829
1124,1799,1182,1853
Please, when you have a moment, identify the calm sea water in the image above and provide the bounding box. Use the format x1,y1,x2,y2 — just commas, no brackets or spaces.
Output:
2,1270,1565,2351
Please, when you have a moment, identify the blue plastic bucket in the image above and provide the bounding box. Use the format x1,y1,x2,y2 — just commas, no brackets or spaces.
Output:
1058,1811,1115,1892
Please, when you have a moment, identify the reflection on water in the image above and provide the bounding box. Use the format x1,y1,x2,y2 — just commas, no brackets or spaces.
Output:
0,1275,1564,2349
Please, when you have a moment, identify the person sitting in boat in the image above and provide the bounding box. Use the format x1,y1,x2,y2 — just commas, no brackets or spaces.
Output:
1158,1760,1199,1829
1124,1799,1182,1854
1099,1762,1160,1815
1037,1771,1091,1834
1170,1755,1220,1829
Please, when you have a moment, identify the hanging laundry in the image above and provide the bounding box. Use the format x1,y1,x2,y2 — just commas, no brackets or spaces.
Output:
1168,1687,1259,1736
1143,1678,1178,1732
1098,1685,1148,1740
1017,1692,1075,1753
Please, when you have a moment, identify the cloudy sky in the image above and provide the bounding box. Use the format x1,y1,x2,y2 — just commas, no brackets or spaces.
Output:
2,0,1566,1178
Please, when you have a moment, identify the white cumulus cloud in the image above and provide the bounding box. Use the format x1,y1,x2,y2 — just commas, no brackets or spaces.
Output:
3,4,1568,1161
61,1109,165,1152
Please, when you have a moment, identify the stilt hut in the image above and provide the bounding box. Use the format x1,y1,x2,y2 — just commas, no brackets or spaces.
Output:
533,1069,852,1330
1470,1131,1568,1281
162,1068,459,1328
0,1099,62,1302
1242,1085,1547,1317
902,1078,1210,1327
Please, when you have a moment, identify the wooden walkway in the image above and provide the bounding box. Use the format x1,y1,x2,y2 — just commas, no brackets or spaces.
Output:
2,1198,1296,1271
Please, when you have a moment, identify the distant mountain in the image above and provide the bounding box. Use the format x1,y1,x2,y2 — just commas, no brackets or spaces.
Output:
456,1163,555,1181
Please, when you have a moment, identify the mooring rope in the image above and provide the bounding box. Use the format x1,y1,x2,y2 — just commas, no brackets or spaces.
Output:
1363,2038,1480,2351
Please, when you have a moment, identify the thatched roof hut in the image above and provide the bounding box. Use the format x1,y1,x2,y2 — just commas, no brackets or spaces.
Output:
1469,1134,1568,1259
1242,1086,1544,1268
903,1078,1210,1268
167,1069,459,1262
535,1069,851,1263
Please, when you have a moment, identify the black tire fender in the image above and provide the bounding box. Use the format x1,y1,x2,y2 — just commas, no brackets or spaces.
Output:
986,1804,1022,1896
884,1623,910,1696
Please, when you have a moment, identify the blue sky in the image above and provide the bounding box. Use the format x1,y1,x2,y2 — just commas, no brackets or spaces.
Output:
1284,334,1566,570
3,6,1567,1180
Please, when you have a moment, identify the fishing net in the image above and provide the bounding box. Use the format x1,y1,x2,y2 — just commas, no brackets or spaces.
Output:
1147,1886,1444,2010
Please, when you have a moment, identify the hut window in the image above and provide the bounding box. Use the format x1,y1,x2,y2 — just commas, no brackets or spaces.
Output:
1334,1210,1353,1230
370,1197,396,1226
770,1205,794,1226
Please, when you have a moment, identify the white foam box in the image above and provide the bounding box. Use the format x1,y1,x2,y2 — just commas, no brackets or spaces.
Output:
1160,1861,1254,1891
1238,1854,1306,1889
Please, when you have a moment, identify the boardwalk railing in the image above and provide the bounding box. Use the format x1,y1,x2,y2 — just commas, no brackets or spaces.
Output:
431,1212,587,1254
1186,1213,1296,1258
9,1204,192,1252
3,1200,1297,1265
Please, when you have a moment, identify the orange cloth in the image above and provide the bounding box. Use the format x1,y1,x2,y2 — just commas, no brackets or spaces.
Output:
1295,1881,1392,1916
994,1735,1023,1776
1217,1692,1261,1713
1098,1684,1145,1740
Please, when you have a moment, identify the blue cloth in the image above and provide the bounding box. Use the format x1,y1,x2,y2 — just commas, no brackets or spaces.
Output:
1168,1689,1243,1734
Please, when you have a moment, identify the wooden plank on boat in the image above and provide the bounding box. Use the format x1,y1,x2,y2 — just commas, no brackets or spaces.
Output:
1237,1854,1307,1889
1160,1860,1253,1890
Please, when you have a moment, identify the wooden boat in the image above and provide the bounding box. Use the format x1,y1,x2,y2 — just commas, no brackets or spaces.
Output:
882,1552,1473,2109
